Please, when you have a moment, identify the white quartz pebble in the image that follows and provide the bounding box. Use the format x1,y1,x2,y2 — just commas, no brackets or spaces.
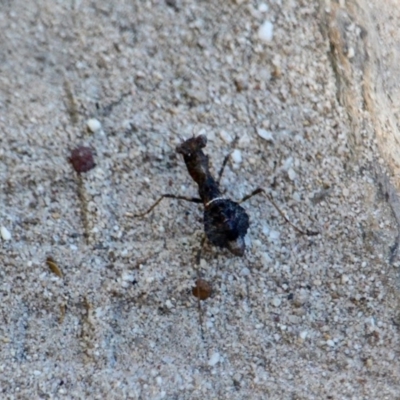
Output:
258,21,274,42
1,226,11,241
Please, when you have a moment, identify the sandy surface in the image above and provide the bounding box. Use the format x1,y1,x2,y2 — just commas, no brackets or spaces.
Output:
1,0,400,398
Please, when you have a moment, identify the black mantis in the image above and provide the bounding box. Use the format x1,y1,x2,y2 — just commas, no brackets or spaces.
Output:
133,134,318,258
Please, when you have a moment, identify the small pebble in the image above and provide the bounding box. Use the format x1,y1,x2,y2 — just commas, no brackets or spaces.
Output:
326,339,335,347
299,331,308,340
269,230,280,240
46,256,63,278
282,157,293,170
288,168,296,181
122,272,135,282
258,21,274,42
293,290,309,307
271,297,281,307
341,274,349,284
165,300,173,309
208,352,220,366
257,128,273,141
238,133,251,146
86,118,102,133
69,146,96,173
231,149,242,164
220,130,234,144
192,279,212,300
261,252,272,265
187,88,208,104
1,226,11,241
292,192,301,202
234,77,249,92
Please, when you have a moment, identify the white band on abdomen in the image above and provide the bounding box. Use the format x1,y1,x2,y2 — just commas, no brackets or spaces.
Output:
205,197,226,208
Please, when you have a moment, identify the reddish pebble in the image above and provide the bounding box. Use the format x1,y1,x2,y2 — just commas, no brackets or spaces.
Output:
192,279,212,300
69,146,95,173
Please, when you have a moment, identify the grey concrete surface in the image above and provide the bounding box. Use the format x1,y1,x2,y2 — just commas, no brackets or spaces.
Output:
1,1,400,399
